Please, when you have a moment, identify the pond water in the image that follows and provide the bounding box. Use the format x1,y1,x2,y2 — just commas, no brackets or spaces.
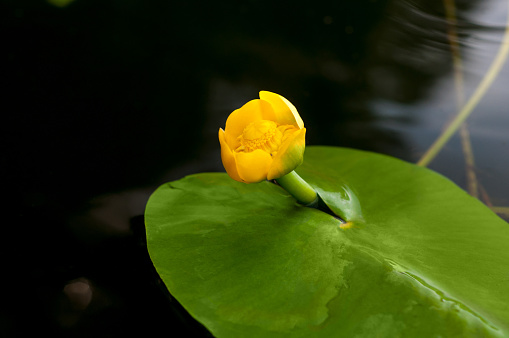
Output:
5,0,509,336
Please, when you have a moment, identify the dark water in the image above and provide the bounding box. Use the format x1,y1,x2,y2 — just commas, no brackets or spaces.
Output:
4,0,509,336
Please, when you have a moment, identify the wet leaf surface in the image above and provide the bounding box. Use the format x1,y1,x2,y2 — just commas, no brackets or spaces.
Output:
145,146,509,337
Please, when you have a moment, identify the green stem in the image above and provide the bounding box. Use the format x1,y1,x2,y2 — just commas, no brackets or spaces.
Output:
276,171,318,206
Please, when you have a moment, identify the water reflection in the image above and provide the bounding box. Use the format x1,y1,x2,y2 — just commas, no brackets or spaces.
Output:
363,0,509,213
58,278,93,327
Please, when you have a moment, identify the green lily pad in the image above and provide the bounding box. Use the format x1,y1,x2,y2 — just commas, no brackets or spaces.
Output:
144,146,509,337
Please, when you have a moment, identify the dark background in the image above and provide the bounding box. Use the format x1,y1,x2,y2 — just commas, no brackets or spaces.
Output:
3,0,508,336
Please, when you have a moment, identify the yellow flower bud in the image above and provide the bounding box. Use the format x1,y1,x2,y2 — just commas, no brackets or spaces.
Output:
218,91,306,183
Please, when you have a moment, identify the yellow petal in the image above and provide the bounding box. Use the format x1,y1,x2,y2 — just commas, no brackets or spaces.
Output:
225,99,275,150
218,128,244,183
259,91,304,129
235,149,273,183
267,128,306,180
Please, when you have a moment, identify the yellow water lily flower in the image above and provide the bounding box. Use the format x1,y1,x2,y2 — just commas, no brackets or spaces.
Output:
218,91,306,183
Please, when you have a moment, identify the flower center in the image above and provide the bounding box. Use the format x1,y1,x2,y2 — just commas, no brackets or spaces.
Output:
236,120,283,154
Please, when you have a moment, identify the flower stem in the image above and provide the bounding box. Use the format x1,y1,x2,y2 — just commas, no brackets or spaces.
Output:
276,171,317,206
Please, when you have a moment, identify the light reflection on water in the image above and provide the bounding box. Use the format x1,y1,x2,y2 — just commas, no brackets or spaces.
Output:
363,0,509,212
